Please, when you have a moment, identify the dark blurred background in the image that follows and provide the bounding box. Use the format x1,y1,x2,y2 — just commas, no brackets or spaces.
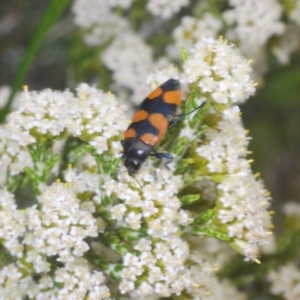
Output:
1,1,300,233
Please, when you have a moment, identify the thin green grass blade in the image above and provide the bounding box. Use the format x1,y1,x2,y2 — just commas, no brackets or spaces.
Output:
0,0,72,123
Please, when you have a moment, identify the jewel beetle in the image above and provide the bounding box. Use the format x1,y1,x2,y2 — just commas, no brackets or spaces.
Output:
121,78,204,176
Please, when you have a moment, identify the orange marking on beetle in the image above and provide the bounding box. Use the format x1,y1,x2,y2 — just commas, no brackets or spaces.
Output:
132,109,149,123
148,87,163,100
163,90,181,106
140,133,158,146
124,128,136,139
148,113,169,143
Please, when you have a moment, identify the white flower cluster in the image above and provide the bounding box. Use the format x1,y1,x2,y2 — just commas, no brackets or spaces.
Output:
197,115,249,174
289,0,300,26
0,263,38,300
54,258,111,299
0,185,111,299
6,83,128,155
0,126,33,185
182,37,255,105
120,236,189,297
197,113,272,260
272,24,300,65
7,88,73,146
102,32,156,105
0,189,26,257
178,38,271,261
223,0,285,82
169,14,222,58
282,201,300,217
207,279,247,300
268,262,300,299
146,64,180,88
61,168,244,298
182,238,246,299
106,170,217,297
218,171,272,260
146,0,189,19
108,169,189,235
63,167,111,230
0,259,111,299
201,237,237,268
72,0,128,46
24,182,98,263
223,0,285,51
64,168,101,205
71,0,300,90
120,238,220,298
72,0,169,105
67,83,128,155
107,0,133,9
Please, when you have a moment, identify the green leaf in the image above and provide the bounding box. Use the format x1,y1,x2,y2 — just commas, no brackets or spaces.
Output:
23,167,36,181
97,259,109,271
180,194,200,205
194,226,231,241
117,227,148,241
42,154,60,180
6,174,26,193
114,244,132,256
26,145,40,164
0,245,15,266
185,92,201,111
172,136,187,156
180,47,190,62
102,195,112,207
193,208,215,225
110,270,122,282
175,158,194,173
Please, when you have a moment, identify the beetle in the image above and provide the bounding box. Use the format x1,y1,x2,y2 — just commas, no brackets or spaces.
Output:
121,78,204,176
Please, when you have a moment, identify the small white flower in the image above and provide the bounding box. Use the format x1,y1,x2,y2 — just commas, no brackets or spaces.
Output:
107,0,133,9
90,136,108,154
268,262,300,299
182,37,255,105
282,202,300,217
134,238,152,252
102,32,155,105
125,211,142,229
290,0,300,25
67,83,128,151
72,0,128,46
55,258,111,299
7,88,73,146
23,183,98,263
146,0,189,19
168,14,222,58
223,0,285,49
111,204,127,220
0,189,26,256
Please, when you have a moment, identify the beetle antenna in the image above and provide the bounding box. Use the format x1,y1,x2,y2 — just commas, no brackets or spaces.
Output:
185,101,207,116
133,175,142,188
115,169,142,188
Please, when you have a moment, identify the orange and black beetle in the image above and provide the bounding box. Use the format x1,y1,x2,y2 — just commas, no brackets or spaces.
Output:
121,79,204,176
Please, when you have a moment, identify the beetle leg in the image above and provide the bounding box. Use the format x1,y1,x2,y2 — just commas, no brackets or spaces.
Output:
169,101,207,128
151,151,173,170
151,151,173,160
